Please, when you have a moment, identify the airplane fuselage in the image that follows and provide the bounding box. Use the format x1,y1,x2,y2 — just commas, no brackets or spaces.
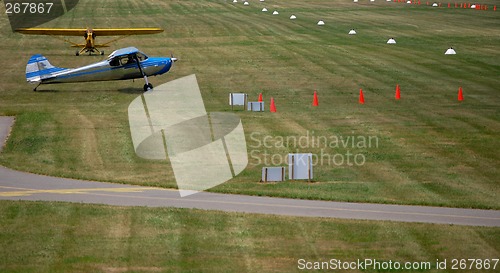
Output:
84,30,95,50
41,57,172,84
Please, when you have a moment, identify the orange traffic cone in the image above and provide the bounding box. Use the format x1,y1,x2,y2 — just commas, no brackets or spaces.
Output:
270,97,277,112
258,93,263,102
458,87,463,101
359,89,365,104
312,90,319,106
395,84,401,100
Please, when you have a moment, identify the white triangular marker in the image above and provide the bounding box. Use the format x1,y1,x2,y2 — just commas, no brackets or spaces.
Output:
445,48,456,55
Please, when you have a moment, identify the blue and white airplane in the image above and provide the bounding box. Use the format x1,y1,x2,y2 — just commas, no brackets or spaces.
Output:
26,47,176,91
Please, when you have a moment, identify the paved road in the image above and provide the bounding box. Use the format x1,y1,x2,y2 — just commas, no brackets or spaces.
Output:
1,117,499,227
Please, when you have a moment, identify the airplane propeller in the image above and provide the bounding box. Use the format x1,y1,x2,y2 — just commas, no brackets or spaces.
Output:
170,52,178,64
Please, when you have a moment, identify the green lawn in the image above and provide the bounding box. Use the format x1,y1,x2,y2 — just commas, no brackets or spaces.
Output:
1,201,499,272
0,0,499,208
0,1,499,270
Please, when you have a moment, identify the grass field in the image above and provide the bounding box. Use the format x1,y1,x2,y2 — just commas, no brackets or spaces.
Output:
0,1,499,271
0,0,499,209
1,201,499,272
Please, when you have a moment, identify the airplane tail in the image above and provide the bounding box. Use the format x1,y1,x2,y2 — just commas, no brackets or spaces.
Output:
25,54,68,83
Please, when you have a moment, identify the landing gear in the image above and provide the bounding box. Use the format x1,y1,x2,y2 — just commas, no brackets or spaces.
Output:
76,47,86,56
75,48,103,56
143,83,153,91
93,48,104,56
134,54,153,91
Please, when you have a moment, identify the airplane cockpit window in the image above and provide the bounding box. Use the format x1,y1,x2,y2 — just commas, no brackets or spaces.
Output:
109,53,146,66
124,55,136,65
136,52,148,61
109,57,120,66
111,55,135,66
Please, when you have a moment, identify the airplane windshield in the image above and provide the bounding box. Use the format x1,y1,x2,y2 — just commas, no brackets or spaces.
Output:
136,52,148,61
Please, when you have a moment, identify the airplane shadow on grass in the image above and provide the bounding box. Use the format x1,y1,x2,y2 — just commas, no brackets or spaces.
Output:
118,87,147,94
32,86,146,93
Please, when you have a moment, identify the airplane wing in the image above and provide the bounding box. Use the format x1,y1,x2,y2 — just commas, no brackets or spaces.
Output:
16,28,87,36
16,28,163,36
95,29,165,47
92,28,164,36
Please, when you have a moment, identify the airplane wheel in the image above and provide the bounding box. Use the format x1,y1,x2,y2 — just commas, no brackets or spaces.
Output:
101,51,104,55
75,51,79,56
143,83,153,91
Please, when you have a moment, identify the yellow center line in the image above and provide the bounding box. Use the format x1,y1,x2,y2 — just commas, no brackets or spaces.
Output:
0,186,149,197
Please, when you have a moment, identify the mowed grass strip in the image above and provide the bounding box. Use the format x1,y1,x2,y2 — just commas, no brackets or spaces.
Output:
0,201,499,272
0,0,498,208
